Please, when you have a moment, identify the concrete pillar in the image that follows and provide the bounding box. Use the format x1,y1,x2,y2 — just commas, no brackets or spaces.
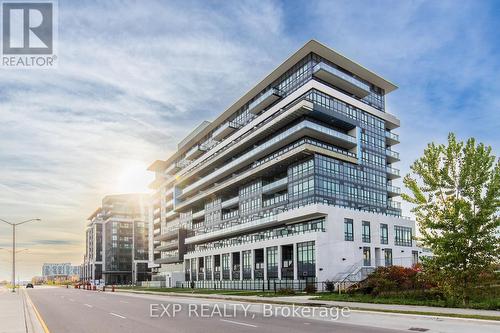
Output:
277,245,282,280
293,243,298,280
263,247,268,280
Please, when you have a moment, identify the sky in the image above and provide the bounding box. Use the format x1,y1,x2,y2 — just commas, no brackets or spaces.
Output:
0,0,499,280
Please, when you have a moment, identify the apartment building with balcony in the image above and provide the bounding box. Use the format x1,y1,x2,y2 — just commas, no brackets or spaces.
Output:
82,193,151,285
147,40,420,287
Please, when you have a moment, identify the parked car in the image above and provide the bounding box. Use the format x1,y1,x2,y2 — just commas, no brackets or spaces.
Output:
26,283,34,288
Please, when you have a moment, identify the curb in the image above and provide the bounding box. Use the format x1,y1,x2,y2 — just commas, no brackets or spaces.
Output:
23,289,50,333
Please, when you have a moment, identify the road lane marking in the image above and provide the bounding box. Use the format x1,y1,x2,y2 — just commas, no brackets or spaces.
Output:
119,300,129,303
84,304,93,308
24,290,51,333
69,298,75,302
220,319,257,328
110,312,126,319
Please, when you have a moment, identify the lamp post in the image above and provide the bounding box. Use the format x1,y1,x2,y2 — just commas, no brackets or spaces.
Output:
0,218,41,292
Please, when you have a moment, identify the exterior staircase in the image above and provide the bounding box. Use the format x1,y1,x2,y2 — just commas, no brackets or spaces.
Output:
332,260,376,291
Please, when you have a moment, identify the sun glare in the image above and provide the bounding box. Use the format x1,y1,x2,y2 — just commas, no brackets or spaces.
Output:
114,161,152,193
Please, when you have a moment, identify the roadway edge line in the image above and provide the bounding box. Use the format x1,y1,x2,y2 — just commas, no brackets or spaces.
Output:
24,290,51,333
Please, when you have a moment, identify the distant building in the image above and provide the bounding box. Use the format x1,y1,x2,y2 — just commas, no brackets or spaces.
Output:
82,193,151,285
42,263,80,279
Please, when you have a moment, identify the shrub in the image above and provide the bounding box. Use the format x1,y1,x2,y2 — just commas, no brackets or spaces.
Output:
304,284,317,294
324,280,335,293
276,288,296,296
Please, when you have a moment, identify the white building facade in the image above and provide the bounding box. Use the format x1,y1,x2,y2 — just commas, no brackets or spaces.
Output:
148,40,421,288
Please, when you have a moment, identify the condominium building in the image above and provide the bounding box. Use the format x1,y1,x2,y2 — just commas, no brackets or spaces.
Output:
42,263,80,280
82,193,151,285
147,40,420,287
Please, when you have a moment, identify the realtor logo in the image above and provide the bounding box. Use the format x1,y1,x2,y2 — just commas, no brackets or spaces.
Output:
1,1,57,67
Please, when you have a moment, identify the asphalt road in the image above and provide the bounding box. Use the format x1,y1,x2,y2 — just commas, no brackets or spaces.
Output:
26,287,403,333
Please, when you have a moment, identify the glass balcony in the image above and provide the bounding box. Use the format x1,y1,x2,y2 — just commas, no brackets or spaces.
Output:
385,131,400,145
387,185,401,197
192,209,205,220
313,62,370,98
165,162,181,175
185,144,208,160
180,120,356,198
385,149,400,162
248,88,282,114
386,166,400,180
221,196,239,209
212,121,241,141
262,177,288,194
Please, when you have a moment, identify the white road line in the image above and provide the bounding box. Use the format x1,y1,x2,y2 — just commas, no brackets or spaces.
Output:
119,300,129,303
110,312,126,319
303,322,311,325
220,319,257,328
84,304,93,308
69,298,75,302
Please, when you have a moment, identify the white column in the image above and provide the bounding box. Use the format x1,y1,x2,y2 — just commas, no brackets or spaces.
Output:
293,243,298,280
277,246,282,280
263,248,268,280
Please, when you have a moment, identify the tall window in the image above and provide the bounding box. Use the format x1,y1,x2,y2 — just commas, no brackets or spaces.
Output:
380,224,388,244
394,226,412,246
362,221,371,243
222,254,230,280
242,250,252,280
266,246,278,279
384,249,393,266
190,259,197,281
363,247,371,266
205,256,212,280
297,241,315,279
412,251,419,265
344,218,354,241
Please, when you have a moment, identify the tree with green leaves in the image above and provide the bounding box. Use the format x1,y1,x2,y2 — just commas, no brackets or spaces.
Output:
402,133,500,305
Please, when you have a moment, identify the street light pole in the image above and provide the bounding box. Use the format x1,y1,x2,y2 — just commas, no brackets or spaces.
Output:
0,218,41,292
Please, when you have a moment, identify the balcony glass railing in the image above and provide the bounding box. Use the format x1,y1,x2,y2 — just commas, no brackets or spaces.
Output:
181,120,356,197
385,131,399,142
385,149,400,160
248,88,282,113
192,209,205,219
221,196,239,208
387,185,401,194
386,166,400,176
313,62,371,93
262,177,288,193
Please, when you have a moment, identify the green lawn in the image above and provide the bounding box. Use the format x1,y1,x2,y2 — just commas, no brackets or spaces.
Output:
313,292,500,310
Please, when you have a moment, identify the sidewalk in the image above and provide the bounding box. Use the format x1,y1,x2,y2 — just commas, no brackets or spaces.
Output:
0,287,45,333
115,289,500,319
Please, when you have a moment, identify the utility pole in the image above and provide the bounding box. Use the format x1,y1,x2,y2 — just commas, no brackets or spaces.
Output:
0,218,41,292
